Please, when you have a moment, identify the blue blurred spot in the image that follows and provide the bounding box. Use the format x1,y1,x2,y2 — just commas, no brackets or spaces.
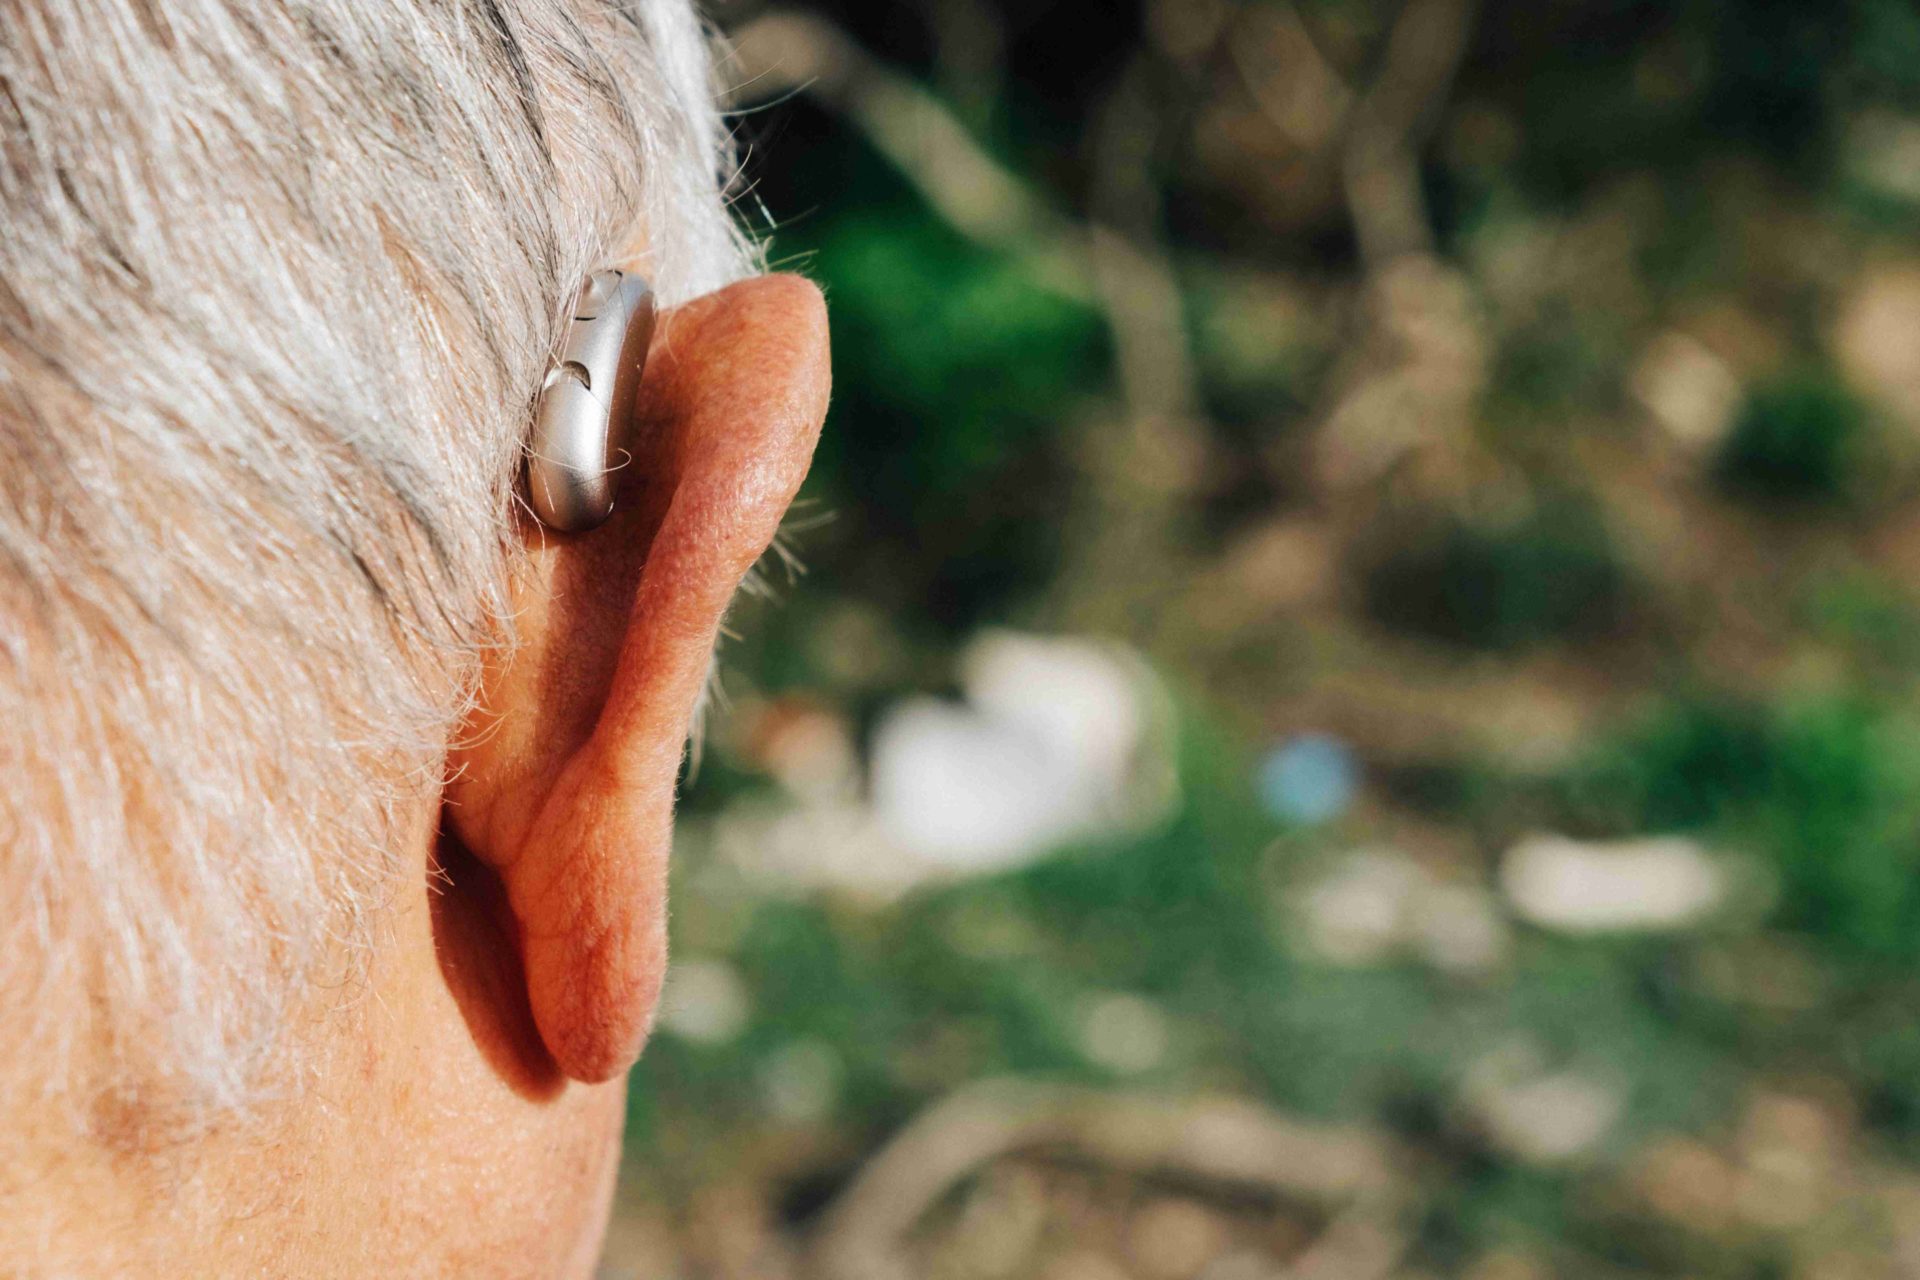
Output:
1256,734,1359,825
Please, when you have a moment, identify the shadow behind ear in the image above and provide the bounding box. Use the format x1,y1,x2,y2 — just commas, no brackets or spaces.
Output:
430,826,561,1101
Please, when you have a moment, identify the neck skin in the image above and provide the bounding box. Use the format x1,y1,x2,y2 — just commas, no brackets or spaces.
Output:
0,780,628,1279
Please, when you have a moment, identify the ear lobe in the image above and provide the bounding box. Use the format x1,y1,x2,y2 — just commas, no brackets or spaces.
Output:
445,274,829,1083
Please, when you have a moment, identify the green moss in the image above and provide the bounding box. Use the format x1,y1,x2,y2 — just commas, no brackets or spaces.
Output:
1363,498,1630,651
1715,372,1870,504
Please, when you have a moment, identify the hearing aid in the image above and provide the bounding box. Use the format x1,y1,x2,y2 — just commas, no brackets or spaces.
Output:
525,269,656,532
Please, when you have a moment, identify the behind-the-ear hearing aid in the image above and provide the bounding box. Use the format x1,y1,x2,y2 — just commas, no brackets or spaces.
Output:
525,269,656,532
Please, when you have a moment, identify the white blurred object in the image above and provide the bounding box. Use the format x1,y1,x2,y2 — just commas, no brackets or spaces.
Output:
869,699,1069,871
1463,1041,1622,1166
1294,848,1509,974
1631,332,1742,451
1297,848,1425,965
656,957,750,1046
1500,833,1727,934
708,801,910,899
709,631,1176,897
870,630,1176,872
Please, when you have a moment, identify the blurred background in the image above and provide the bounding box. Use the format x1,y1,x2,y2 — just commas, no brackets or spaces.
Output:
602,2,1920,1276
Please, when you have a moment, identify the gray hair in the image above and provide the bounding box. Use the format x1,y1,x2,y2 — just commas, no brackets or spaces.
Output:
0,0,752,1128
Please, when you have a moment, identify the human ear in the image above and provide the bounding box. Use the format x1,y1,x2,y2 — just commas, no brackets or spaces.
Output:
443,274,829,1083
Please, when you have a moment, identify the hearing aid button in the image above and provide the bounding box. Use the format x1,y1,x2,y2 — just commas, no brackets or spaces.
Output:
572,270,621,321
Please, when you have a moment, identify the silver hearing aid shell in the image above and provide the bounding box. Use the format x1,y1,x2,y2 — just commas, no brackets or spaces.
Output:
526,270,656,532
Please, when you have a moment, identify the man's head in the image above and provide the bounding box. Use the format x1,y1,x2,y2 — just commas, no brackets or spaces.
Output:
0,1,828,1272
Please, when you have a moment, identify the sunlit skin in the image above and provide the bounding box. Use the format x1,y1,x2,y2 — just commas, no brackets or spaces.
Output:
0,275,829,1277
450,273,833,1085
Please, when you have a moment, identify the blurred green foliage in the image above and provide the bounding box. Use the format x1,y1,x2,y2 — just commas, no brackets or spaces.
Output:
1717,373,1871,503
808,208,1106,627
1363,499,1629,650
619,0,1920,1271
1563,694,1920,959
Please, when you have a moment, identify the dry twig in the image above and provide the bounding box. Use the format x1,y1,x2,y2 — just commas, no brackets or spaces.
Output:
803,1078,1408,1280
1341,0,1480,270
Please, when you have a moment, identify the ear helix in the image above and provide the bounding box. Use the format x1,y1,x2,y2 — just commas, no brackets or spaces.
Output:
525,270,656,532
